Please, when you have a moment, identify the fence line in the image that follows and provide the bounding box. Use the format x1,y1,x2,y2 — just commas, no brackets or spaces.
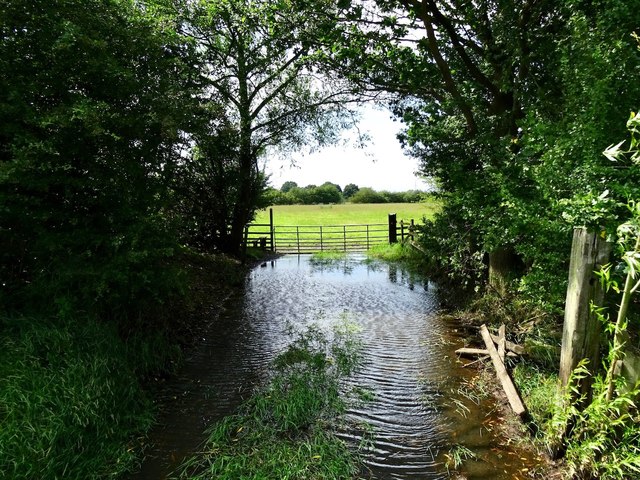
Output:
244,209,417,254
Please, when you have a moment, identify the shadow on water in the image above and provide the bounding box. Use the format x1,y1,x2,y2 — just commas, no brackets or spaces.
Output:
129,254,540,479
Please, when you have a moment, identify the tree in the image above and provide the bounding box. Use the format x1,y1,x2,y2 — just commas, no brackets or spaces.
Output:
320,181,342,194
319,0,563,286
350,187,386,204
311,184,342,204
181,0,358,253
327,0,640,302
343,183,359,199
0,0,195,315
281,181,298,193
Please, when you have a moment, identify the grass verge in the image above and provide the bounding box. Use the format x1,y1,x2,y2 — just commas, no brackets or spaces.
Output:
366,242,429,274
177,322,364,480
0,252,247,480
0,315,154,479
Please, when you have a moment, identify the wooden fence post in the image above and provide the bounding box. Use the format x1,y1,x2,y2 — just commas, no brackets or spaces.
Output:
559,227,611,403
343,225,347,251
269,208,275,252
388,213,397,244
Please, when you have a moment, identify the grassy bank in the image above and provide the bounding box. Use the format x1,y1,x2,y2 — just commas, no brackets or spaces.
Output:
0,252,247,480
254,201,440,226
0,315,155,479
177,322,365,480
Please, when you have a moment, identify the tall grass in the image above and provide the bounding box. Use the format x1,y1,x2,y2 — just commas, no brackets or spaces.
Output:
0,315,159,479
514,362,640,479
177,322,365,480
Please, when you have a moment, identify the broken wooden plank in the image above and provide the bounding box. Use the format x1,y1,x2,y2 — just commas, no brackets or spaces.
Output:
489,333,525,355
498,324,506,362
456,347,491,356
456,347,517,357
480,324,526,417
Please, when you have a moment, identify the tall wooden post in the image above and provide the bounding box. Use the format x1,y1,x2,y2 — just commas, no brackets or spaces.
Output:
559,227,611,403
388,213,397,244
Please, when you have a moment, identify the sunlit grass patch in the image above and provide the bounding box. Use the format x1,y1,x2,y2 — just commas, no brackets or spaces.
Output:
255,202,441,226
367,242,411,261
310,250,348,265
177,321,365,480
367,242,427,271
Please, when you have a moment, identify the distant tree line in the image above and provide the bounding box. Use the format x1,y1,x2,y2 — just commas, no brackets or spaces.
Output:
263,181,429,206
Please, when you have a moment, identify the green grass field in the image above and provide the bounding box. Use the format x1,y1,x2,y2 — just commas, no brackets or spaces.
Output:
249,202,440,252
253,201,440,226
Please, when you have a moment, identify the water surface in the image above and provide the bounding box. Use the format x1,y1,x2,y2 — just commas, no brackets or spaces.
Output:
131,255,537,479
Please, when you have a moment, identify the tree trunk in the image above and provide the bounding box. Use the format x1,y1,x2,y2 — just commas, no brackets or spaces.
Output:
488,246,521,296
224,34,255,257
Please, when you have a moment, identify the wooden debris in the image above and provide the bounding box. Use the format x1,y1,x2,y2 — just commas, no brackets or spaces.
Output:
456,347,492,357
489,333,525,355
455,347,516,358
479,324,526,417
498,324,506,362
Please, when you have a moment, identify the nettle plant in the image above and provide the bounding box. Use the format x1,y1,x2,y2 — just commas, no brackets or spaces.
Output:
600,111,640,399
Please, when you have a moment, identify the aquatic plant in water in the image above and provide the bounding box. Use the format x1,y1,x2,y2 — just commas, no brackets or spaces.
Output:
177,320,365,480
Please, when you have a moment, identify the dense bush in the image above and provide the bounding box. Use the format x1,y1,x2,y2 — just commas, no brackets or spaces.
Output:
349,187,387,204
0,0,193,319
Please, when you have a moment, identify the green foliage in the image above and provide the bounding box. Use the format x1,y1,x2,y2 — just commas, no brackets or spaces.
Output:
173,126,270,252
180,0,358,253
445,444,477,473
349,187,387,204
342,183,359,199
521,199,640,480
263,183,428,206
367,243,412,262
177,322,364,480
414,197,486,287
0,315,159,479
0,0,192,318
281,181,299,193
559,366,640,480
328,0,640,311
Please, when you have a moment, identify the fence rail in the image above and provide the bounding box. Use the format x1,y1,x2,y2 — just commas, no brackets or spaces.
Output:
244,209,417,254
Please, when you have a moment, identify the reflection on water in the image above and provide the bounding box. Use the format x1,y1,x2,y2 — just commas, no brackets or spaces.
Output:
131,255,537,480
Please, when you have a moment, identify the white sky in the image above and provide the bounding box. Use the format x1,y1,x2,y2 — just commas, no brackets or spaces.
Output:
264,106,431,192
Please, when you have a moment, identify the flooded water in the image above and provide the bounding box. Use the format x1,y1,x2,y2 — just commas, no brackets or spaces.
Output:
131,255,539,479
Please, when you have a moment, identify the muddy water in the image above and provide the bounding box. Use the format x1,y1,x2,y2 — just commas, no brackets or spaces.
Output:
131,255,539,479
